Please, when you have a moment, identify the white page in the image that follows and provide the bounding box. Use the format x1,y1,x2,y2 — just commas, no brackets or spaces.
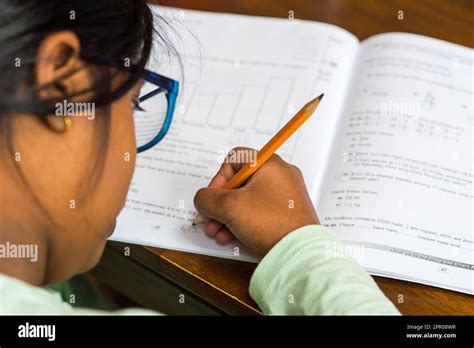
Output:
317,33,473,293
110,8,358,261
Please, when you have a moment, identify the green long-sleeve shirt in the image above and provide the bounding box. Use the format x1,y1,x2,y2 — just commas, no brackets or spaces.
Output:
0,225,399,315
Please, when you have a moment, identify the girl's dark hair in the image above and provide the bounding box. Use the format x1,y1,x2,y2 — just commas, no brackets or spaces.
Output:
0,0,177,115
0,0,179,219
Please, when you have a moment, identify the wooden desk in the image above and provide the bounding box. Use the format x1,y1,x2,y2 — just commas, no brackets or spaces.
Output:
92,0,474,315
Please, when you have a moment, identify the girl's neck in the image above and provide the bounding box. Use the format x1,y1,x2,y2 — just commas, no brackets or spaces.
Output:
0,175,49,286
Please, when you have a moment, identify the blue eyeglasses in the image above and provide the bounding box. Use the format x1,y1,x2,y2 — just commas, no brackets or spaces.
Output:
134,69,179,153
84,51,179,153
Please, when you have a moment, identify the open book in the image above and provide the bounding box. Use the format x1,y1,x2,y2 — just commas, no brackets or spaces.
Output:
111,7,473,294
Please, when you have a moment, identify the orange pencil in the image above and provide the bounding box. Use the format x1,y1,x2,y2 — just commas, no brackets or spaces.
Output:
193,93,324,225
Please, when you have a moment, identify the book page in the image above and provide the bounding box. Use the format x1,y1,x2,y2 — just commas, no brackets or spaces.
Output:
111,8,359,261
318,33,473,293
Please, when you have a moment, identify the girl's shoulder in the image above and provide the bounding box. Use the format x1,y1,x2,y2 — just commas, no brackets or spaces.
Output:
0,273,75,315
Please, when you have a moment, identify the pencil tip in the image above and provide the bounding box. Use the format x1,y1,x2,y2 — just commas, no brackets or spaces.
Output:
304,93,324,114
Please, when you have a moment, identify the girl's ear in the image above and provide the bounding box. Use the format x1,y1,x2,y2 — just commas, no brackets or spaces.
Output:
35,31,82,131
35,31,81,98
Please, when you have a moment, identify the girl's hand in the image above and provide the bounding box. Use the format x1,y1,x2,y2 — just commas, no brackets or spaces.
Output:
194,148,319,256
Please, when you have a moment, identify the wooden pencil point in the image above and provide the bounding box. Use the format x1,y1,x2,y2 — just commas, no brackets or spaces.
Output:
304,94,324,115
192,213,206,226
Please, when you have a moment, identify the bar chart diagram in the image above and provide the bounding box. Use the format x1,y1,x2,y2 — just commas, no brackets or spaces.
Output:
159,53,313,161
182,75,296,135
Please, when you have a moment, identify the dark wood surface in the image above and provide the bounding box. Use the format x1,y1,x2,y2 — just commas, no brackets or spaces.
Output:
97,0,474,315
163,0,474,47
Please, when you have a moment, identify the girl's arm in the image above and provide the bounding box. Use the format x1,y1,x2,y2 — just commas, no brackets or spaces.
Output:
249,225,400,315
194,151,399,315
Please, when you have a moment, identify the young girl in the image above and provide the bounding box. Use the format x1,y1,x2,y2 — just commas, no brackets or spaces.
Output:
0,0,398,315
